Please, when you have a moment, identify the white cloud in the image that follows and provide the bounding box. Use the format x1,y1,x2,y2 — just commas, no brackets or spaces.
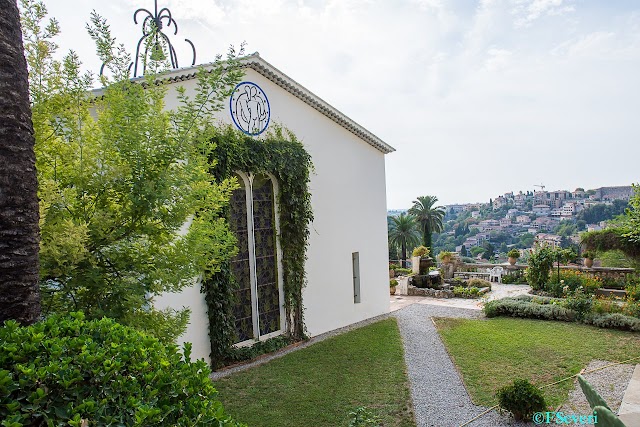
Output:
512,0,575,28
42,0,640,207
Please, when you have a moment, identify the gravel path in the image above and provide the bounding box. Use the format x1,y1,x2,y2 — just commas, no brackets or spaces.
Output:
559,360,635,425
394,304,526,427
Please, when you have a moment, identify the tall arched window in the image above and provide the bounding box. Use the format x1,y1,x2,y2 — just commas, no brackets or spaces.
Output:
229,172,284,345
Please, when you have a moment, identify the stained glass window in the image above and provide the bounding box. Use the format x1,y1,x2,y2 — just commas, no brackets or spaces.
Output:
229,173,282,344
252,175,280,336
229,175,254,342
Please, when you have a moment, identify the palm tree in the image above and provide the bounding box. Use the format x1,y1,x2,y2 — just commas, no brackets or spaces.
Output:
0,0,41,325
409,195,445,251
388,213,420,268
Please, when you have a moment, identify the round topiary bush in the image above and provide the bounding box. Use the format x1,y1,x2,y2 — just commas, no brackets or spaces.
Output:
496,378,546,421
0,312,243,426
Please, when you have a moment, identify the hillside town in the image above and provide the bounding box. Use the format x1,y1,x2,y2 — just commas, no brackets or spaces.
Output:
390,185,634,262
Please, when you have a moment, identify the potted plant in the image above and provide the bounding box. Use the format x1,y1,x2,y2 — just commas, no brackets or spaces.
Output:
582,250,595,268
390,279,398,295
438,251,454,264
507,249,520,266
389,263,399,279
412,246,432,275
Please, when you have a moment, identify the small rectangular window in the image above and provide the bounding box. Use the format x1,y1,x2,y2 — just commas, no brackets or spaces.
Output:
352,252,360,303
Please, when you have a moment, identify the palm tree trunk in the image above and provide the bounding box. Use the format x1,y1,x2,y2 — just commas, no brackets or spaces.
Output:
0,0,41,325
401,241,407,268
424,224,432,250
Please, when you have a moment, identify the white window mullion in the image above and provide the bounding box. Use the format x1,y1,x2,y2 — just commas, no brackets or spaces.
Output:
244,173,260,340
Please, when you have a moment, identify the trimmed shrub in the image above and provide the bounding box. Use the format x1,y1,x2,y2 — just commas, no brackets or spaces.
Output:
496,379,546,421
0,313,243,427
583,313,640,332
485,297,640,332
483,299,575,321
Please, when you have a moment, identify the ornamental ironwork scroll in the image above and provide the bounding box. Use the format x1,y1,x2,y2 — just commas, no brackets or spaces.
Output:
100,0,196,77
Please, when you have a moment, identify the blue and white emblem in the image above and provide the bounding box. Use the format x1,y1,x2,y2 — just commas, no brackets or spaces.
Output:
229,82,271,136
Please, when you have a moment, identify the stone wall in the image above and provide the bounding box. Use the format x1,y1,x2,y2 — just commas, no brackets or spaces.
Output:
407,286,454,298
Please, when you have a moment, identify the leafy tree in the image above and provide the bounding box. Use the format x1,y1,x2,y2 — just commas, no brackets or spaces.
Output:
554,220,577,237
518,233,535,248
470,247,485,257
576,200,628,224
388,213,420,268
526,246,556,290
22,1,243,340
582,186,640,260
409,195,444,250
482,241,495,260
460,245,468,257
0,0,41,325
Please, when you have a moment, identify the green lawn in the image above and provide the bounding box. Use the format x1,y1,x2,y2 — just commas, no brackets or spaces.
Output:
434,317,640,408
213,318,415,427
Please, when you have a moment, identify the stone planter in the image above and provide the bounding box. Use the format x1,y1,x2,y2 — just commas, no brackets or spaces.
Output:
390,286,396,295
389,269,395,279
412,256,433,275
508,257,517,266
584,258,594,268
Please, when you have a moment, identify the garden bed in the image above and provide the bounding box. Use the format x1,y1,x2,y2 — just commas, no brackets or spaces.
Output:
484,295,640,332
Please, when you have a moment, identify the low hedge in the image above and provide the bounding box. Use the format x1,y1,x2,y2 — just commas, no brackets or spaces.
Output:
484,298,640,332
484,299,575,322
0,312,244,427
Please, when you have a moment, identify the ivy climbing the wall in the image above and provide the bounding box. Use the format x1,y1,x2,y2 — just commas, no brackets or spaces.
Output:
203,125,313,369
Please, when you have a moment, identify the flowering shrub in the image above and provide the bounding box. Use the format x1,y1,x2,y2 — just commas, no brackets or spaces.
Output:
545,270,602,297
591,296,623,315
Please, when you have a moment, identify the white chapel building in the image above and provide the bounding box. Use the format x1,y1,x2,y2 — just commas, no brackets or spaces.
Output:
154,53,394,363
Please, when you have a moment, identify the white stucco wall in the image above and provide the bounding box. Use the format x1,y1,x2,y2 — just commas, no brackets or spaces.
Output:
155,65,390,363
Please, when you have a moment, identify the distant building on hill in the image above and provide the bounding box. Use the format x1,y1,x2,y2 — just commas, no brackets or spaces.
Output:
593,186,634,202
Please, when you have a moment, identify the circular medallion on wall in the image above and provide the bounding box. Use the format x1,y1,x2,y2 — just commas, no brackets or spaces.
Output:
229,82,271,136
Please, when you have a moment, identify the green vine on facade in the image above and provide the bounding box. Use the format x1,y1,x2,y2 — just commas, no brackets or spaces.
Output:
203,125,313,369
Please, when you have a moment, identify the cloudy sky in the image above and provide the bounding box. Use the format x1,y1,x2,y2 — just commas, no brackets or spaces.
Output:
42,0,640,208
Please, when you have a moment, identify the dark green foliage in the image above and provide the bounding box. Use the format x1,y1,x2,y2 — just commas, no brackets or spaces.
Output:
496,379,546,421
577,375,610,410
576,200,628,224
581,229,640,258
204,126,313,368
388,213,421,268
0,313,243,426
527,247,557,290
409,195,444,249
203,261,239,368
228,335,300,364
